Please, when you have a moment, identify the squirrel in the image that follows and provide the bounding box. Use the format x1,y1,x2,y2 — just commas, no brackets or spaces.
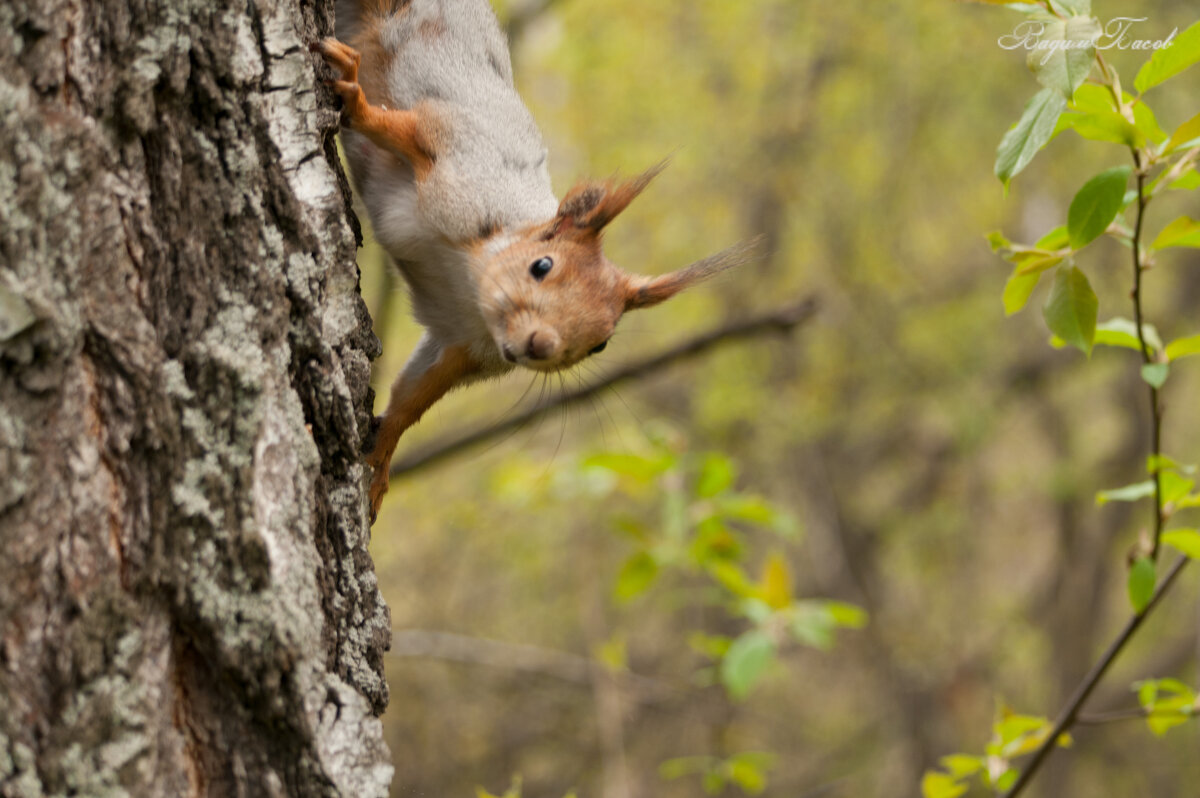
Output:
315,0,747,522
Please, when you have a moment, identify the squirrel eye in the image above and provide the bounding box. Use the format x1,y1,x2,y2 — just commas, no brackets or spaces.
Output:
529,257,553,281
589,340,608,355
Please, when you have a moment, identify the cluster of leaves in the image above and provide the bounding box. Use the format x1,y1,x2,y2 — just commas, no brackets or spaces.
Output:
587,445,866,702
922,705,1072,798
929,1,1200,794
1097,455,1199,611
581,439,865,794
1132,677,1199,736
659,752,777,796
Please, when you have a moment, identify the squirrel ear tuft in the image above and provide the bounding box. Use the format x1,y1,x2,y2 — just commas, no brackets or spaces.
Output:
623,240,759,310
552,162,667,238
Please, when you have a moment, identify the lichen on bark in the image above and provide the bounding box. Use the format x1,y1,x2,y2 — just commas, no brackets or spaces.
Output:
0,0,392,795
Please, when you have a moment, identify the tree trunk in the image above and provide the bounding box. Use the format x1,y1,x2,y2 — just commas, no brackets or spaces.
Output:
0,0,392,795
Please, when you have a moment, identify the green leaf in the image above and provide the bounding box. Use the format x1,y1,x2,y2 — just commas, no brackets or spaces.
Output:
1132,100,1168,144
1093,318,1160,353
995,769,1019,792
1027,17,1101,99
1162,471,1196,505
1135,20,1200,94
1011,251,1064,276
1161,529,1200,559
987,230,1013,252
720,630,775,700
788,603,839,650
696,453,736,497
1152,217,1200,250
1035,225,1070,250
708,562,758,598
1128,556,1157,613
1148,704,1194,737
939,755,983,779
1070,83,1116,113
921,772,968,798
760,553,793,610
1097,480,1156,505
688,632,732,660
1165,334,1200,362
1068,166,1132,248
1141,363,1169,389
715,495,776,526
614,552,659,602
1168,170,1200,191
825,600,869,629
1064,110,1142,146
996,89,1069,186
1147,454,1194,475
1163,111,1200,154
727,757,770,795
995,714,1047,746
1003,267,1041,315
1042,266,1098,355
585,452,671,482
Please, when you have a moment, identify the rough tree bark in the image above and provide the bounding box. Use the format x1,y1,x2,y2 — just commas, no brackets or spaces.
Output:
0,0,392,795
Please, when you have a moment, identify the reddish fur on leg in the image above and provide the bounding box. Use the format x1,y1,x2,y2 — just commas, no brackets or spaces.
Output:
366,345,478,522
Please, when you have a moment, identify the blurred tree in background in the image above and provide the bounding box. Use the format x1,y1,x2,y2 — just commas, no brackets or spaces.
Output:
360,1,1200,796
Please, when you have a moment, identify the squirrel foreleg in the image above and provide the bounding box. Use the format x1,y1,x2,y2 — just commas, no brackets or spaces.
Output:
313,38,437,179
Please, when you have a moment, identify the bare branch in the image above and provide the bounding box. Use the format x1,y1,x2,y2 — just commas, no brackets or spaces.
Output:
387,296,818,478
388,629,677,702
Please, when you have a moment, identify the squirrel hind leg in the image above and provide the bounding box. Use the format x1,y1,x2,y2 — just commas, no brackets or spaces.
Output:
365,340,480,524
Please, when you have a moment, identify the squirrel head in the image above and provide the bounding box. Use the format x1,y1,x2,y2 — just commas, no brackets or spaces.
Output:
476,164,747,372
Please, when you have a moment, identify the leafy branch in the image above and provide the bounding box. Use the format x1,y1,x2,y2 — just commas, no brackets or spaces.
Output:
926,4,1200,797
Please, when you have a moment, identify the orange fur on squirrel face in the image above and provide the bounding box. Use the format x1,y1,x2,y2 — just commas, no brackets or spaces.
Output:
475,168,713,372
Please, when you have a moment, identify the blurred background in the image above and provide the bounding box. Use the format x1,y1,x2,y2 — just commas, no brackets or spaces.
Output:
355,1,1200,795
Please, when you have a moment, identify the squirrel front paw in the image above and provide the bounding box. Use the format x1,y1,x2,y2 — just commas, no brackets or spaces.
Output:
311,38,368,121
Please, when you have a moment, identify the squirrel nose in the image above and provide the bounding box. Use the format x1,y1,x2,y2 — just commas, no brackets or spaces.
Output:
526,330,560,361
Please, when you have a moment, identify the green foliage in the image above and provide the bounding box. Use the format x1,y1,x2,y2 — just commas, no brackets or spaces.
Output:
1134,20,1200,93
1151,217,1200,250
1133,679,1198,736
1027,17,1100,99
720,630,775,701
995,88,1068,186
1067,166,1131,248
660,752,776,796
586,441,865,704
1042,266,1098,355
922,705,1071,797
1161,529,1200,559
956,3,1200,793
1127,556,1157,613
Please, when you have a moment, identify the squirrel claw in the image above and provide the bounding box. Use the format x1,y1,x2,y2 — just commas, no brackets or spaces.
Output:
367,465,389,525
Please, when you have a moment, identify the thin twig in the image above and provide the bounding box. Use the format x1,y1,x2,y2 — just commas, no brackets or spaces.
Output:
388,629,677,701
387,297,818,478
1002,555,1189,798
1076,706,1198,726
1129,151,1165,560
